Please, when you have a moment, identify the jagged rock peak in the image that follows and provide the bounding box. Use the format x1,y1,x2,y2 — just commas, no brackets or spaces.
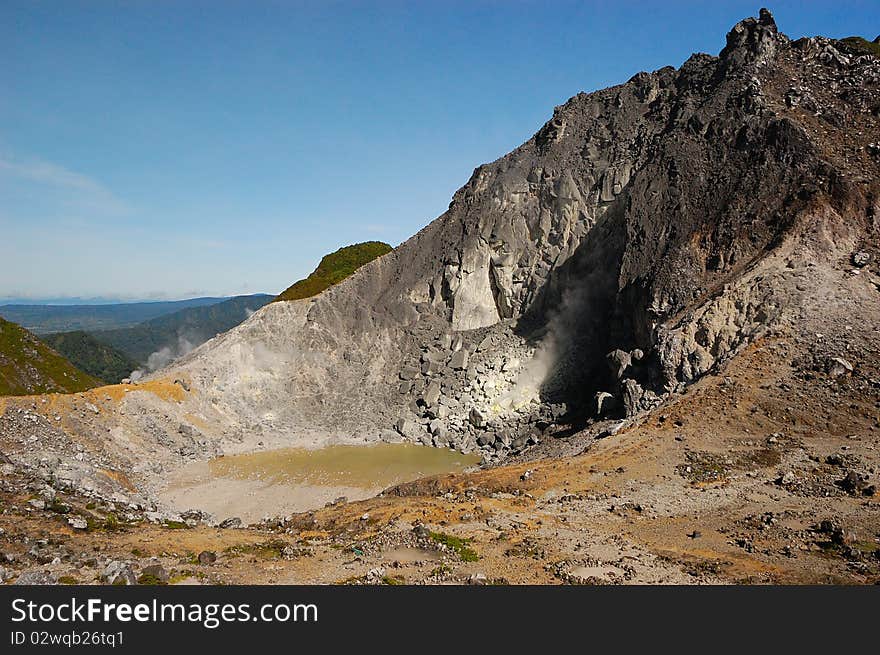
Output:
758,7,777,30
721,7,785,66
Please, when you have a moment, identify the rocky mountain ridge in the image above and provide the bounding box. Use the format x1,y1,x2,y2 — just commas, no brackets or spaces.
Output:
138,9,879,463
1,10,879,587
2,8,878,495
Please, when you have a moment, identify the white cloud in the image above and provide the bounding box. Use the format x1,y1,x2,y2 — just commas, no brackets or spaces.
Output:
0,154,130,215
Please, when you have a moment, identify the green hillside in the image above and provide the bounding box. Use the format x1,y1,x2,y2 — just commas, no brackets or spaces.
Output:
0,317,101,396
41,331,139,384
91,294,273,364
275,241,393,302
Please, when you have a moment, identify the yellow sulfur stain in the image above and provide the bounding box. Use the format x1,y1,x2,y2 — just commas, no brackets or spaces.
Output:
97,468,138,492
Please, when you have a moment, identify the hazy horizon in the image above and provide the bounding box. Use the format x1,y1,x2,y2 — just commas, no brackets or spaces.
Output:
0,292,274,306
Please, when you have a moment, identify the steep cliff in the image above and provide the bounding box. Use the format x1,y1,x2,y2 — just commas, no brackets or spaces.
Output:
67,9,879,471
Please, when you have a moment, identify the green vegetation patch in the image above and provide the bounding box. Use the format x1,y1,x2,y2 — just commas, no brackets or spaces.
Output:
137,573,167,586
0,317,101,396
836,36,880,57
40,331,138,384
161,519,189,530
429,531,479,562
224,539,289,560
275,242,392,302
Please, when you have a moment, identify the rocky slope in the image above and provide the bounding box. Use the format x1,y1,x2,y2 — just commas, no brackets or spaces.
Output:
104,8,878,467
0,10,878,586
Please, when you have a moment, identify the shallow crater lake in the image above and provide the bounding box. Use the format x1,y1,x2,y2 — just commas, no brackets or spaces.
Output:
160,443,480,523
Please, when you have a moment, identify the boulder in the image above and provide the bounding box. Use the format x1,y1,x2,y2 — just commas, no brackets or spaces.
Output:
621,379,646,416
139,561,169,584
67,517,88,530
14,569,58,585
395,418,425,440
827,357,854,377
101,561,137,585
594,391,616,416
197,551,217,565
607,349,631,380
421,381,442,407
477,432,496,447
449,349,469,370
851,251,870,267
469,408,486,428
399,366,419,381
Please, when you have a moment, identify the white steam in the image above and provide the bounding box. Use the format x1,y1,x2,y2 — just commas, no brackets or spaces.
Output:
129,334,198,380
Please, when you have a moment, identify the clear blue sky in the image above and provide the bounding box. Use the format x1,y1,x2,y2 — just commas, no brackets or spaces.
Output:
1,1,877,301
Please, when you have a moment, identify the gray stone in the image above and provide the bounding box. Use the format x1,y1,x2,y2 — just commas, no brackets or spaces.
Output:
178,423,201,438
14,569,57,585
67,517,88,530
607,349,631,380
827,357,854,377
139,561,169,584
448,349,469,370
469,407,486,428
621,379,646,416
197,551,217,565
421,381,441,407
219,517,242,529
399,366,419,381
477,432,496,447
594,391,615,416
853,250,871,266
395,418,424,440
101,561,137,585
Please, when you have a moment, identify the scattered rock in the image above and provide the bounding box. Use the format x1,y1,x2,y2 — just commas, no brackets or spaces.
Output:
468,573,488,585
139,561,169,584
101,561,137,586
198,551,217,565
448,349,469,370
67,517,88,530
827,357,854,377
851,251,870,267
14,569,58,585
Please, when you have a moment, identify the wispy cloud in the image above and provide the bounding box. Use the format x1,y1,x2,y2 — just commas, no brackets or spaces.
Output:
0,154,130,215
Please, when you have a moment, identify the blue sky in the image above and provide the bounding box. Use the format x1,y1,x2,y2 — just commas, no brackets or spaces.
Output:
1,1,877,301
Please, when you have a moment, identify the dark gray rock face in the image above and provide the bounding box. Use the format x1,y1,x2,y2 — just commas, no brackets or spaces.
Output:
161,10,879,460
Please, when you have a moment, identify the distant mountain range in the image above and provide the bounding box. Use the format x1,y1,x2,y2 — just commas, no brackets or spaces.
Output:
88,294,274,368
0,240,389,388
0,297,231,334
0,294,273,391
